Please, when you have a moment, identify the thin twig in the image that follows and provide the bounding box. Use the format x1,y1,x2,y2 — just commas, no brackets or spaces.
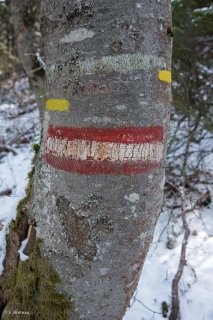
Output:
135,297,162,315
7,66,43,81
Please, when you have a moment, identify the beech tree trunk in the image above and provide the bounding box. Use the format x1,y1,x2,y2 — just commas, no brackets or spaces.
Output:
32,1,171,319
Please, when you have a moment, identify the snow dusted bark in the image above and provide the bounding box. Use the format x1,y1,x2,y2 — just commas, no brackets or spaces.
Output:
31,1,172,319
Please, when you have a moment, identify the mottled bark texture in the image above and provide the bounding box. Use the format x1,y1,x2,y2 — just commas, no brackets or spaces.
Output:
32,1,172,319
6,0,45,121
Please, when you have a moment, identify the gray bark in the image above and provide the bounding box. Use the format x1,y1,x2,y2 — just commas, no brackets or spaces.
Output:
31,1,172,319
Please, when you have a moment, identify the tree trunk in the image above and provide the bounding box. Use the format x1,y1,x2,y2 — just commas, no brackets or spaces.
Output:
6,0,45,121
4,1,172,319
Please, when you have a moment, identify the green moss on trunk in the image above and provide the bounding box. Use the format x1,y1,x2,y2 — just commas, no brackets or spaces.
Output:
2,241,72,320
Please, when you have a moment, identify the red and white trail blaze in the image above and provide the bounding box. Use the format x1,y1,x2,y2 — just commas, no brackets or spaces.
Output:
45,125,164,174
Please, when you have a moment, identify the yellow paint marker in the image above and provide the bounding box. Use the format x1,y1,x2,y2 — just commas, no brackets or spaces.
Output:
158,70,172,83
46,99,70,112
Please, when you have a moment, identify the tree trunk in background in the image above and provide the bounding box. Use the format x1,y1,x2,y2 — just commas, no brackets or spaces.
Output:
31,1,172,319
6,0,45,121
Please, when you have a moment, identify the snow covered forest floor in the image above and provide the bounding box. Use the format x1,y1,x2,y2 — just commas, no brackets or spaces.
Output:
0,78,213,320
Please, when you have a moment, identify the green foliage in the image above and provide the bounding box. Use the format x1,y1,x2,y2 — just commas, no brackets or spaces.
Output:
3,241,72,320
161,301,169,318
32,143,40,154
172,0,213,131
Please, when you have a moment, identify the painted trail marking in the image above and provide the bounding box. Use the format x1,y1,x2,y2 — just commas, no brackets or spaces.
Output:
46,99,70,112
45,126,164,175
158,70,172,83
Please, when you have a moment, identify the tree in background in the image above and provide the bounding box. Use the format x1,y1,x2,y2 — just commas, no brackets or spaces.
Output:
0,2,19,79
5,0,45,120
0,0,172,319
172,0,213,131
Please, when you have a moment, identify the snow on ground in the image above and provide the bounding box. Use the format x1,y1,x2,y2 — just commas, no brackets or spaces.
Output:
0,78,213,319
124,198,213,320
0,78,40,274
0,150,34,273
124,114,213,320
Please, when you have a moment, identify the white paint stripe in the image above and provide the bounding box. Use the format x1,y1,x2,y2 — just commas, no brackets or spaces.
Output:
46,138,163,162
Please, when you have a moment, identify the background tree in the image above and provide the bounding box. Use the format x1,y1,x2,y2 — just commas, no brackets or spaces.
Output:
5,0,45,120
172,0,213,131
0,2,19,79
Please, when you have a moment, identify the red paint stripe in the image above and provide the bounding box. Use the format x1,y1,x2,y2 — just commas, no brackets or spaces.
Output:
48,125,163,144
45,153,161,175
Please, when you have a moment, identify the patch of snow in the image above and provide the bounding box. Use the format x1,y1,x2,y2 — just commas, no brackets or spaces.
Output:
0,150,34,274
18,238,29,261
124,113,213,320
0,78,40,274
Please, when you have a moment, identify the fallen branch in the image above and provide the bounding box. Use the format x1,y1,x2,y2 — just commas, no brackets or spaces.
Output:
169,188,190,320
0,145,17,156
0,189,12,197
